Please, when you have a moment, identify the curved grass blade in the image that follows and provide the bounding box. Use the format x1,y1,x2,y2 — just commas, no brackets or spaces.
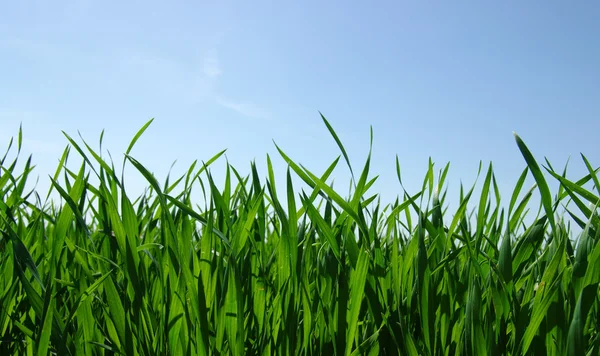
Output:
126,118,154,156
320,112,355,182
513,132,556,231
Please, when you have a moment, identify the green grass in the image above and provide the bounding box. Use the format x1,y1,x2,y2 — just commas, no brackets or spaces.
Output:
0,116,599,355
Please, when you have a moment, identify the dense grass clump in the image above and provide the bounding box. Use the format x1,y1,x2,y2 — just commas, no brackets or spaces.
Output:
1,116,599,355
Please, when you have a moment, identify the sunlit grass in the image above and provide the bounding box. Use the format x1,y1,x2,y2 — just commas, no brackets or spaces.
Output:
0,116,598,355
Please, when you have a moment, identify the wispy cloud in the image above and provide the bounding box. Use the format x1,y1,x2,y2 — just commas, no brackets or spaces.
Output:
203,49,221,78
215,96,270,119
96,47,269,119
201,49,270,119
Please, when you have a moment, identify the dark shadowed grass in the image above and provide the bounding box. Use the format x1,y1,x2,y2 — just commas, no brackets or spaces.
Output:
0,116,599,355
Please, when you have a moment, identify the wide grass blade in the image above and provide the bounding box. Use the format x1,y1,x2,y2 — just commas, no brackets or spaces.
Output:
513,132,556,231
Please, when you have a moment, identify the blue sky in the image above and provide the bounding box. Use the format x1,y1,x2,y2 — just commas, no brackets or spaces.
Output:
1,1,599,226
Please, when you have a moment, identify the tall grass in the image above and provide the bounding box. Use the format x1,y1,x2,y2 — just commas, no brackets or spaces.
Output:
0,116,599,355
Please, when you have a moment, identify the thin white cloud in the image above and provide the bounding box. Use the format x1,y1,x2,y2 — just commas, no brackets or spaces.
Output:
3,39,269,121
215,96,270,119
201,48,271,120
203,49,221,78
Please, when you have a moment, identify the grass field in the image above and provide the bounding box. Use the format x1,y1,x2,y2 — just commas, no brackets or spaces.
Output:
1,116,599,355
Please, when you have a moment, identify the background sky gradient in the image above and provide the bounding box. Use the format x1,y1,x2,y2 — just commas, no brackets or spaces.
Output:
1,1,598,228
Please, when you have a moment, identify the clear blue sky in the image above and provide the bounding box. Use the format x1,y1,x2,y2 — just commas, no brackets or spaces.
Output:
1,1,599,223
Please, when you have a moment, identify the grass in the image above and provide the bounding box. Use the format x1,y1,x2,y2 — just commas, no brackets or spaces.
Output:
0,115,599,355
